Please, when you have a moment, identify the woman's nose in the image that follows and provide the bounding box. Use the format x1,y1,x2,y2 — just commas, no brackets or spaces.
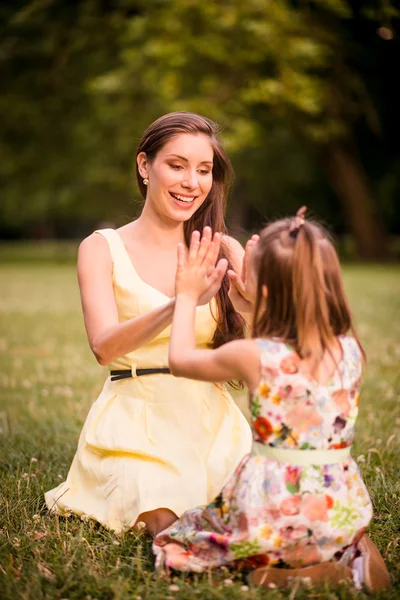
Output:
181,170,198,189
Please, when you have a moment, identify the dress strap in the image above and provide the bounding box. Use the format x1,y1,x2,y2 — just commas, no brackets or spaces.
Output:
94,228,132,271
338,335,363,386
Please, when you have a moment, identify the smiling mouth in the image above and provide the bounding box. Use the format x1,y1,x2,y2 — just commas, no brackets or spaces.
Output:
169,192,197,204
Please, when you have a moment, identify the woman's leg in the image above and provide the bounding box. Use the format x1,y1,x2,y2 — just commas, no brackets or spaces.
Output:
136,508,177,534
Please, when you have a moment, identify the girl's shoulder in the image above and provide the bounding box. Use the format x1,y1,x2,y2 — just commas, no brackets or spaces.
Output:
255,337,296,355
338,335,363,381
254,338,298,373
339,335,363,359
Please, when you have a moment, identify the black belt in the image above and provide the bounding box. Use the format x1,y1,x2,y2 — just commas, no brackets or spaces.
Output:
110,368,171,381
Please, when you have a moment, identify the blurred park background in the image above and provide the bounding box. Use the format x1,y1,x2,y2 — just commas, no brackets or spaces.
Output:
1,0,400,260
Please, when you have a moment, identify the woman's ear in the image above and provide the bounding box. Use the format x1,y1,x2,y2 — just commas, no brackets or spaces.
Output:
137,152,148,179
261,284,268,299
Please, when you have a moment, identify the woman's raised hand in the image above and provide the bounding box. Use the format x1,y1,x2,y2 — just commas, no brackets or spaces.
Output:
175,227,228,306
227,234,259,315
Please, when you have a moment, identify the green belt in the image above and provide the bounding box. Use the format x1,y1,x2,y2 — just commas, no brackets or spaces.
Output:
251,442,351,465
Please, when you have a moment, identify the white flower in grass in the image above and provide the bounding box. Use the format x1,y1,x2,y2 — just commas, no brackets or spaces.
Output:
223,578,233,586
22,472,29,479
168,584,180,592
112,540,120,546
240,584,249,591
32,514,40,522
30,457,38,463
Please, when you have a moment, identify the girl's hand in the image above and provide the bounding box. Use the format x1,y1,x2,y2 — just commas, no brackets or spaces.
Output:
227,234,259,315
175,227,228,306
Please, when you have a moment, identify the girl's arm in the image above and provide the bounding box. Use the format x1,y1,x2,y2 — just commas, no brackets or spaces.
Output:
170,295,260,388
169,230,260,389
78,234,178,366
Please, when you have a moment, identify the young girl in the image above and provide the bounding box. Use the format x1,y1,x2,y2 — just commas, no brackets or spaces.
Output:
152,209,390,591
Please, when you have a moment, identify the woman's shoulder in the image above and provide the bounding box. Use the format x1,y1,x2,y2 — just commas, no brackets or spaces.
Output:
78,230,114,269
222,234,244,252
221,235,244,271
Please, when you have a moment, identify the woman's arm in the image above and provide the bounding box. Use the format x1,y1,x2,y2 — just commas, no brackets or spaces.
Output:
78,234,176,366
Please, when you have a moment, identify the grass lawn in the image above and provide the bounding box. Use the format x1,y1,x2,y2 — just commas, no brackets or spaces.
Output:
0,263,399,599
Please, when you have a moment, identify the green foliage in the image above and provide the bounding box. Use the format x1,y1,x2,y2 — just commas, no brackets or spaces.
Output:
0,0,398,248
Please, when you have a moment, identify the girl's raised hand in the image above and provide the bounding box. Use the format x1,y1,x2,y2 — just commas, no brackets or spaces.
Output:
175,227,228,306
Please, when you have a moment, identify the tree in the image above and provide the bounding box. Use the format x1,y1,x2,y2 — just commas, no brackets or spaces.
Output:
1,0,398,257
89,0,393,257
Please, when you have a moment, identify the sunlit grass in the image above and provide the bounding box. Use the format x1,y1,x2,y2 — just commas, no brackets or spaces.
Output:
0,263,399,599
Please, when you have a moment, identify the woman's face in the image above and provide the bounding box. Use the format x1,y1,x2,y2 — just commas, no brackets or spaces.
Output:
137,133,214,223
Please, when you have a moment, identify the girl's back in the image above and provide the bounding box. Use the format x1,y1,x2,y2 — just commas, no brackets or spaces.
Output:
251,336,361,452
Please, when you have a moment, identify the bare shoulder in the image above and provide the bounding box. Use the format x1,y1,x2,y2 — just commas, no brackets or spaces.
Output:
78,233,112,275
218,338,261,389
223,338,260,358
222,235,244,255
217,338,260,368
222,235,244,271
78,232,110,260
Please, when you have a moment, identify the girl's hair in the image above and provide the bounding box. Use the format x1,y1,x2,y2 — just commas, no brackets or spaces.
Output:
252,210,365,364
135,112,245,348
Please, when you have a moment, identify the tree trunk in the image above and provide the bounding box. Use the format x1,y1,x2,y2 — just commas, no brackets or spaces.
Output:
322,140,390,260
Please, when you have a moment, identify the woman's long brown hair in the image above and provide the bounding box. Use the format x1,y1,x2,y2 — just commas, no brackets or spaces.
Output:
135,112,245,348
252,214,365,367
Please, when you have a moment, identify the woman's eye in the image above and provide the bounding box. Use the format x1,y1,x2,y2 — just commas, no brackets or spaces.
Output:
199,170,211,176
170,164,183,170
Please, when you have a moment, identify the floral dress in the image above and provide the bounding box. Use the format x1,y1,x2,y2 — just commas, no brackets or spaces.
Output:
153,337,373,572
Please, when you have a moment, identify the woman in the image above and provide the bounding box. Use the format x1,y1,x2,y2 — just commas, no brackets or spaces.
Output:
45,112,253,534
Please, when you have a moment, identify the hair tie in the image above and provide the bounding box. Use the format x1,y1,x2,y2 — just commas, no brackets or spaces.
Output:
289,206,307,238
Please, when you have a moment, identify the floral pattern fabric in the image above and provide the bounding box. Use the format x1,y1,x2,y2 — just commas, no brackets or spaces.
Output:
153,337,373,572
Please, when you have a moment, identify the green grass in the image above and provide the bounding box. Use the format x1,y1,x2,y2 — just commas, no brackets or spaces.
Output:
0,241,80,264
0,263,399,599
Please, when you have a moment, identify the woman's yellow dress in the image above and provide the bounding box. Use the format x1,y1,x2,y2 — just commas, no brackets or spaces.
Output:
45,229,252,533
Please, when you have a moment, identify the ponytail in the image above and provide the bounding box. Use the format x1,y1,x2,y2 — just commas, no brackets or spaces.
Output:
292,224,334,362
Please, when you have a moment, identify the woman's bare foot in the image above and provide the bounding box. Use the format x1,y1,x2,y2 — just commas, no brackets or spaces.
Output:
135,508,177,535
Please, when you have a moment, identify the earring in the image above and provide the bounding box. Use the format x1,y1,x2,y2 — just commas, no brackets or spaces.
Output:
143,178,149,186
